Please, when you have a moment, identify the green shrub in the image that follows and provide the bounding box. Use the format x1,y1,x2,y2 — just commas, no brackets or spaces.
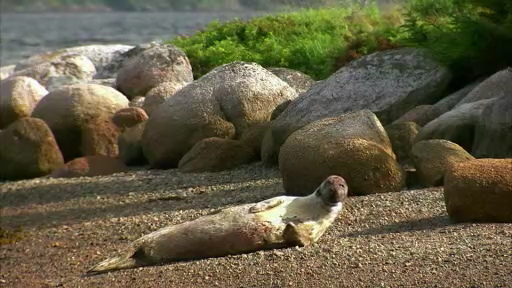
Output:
399,0,512,85
170,4,402,80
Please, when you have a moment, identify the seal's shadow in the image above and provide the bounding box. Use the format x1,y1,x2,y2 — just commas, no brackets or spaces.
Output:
343,215,452,237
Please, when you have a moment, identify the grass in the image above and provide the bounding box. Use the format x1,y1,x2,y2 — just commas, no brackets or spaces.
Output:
169,0,512,86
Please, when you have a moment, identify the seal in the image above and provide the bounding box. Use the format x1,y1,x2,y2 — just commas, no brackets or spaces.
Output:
86,175,348,274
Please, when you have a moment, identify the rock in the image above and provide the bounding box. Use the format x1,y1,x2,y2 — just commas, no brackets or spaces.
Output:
142,81,187,116
267,67,316,94
444,159,512,223
15,44,133,74
0,65,15,80
80,116,121,158
12,54,96,90
393,105,443,127
87,78,116,88
415,99,495,153
385,122,420,165
279,110,404,196
142,62,297,168
270,100,292,121
178,138,256,173
129,96,145,108
433,81,481,114
31,84,129,161
118,122,147,166
456,68,512,106
472,94,512,158
265,48,451,165
94,42,156,79
112,107,148,129
239,122,273,157
50,155,128,178
0,76,48,129
411,139,474,187
116,43,193,99
0,118,64,180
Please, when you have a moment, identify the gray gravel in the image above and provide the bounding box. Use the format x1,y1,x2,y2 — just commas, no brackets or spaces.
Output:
1,163,511,287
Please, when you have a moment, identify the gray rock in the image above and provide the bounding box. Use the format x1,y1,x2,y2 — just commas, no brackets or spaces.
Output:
116,43,193,99
456,68,512,106
142,61,297,168
142,81,187,116
415,99,496,153
393,105,443,127
267,67,316,94
265,48,451,165
433,81,481,114
0,65,15,81
472,94,512,158
15,44,133,73
94,42,156,79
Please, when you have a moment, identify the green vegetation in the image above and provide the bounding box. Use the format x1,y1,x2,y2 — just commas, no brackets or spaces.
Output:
171,4,402,80
171,0,512,86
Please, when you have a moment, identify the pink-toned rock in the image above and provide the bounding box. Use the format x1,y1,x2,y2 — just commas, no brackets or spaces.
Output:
31,84,129,161
112,107,148,129
50,155,128,178
142,81,187,115
80,116,121,158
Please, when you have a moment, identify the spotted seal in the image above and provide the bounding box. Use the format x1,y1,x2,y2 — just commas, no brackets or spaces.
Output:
86,175,348,274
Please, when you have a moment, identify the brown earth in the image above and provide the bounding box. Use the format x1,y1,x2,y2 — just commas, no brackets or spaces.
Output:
0,163,511,287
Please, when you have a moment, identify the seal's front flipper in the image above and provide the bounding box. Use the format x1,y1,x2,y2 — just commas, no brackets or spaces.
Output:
249,198,284,213
283,223,312,247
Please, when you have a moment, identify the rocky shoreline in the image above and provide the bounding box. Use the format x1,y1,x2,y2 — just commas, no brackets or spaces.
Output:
1,41,511,286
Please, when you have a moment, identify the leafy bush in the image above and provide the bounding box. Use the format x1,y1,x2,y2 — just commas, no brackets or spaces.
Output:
399,0,512,85
171,4,402,80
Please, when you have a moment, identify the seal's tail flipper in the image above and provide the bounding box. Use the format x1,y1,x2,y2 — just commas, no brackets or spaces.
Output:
85,255,139,275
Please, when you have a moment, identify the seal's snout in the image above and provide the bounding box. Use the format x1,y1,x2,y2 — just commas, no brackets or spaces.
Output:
321,175,348,205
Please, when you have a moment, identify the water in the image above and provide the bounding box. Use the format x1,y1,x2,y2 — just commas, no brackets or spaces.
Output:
0,11,267,66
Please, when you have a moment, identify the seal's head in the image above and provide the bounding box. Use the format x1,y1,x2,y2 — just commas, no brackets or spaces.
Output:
315,175,348,207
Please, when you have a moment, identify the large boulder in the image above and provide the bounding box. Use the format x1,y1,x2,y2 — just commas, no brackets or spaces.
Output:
472,94,512,158
142,62,297,168
15,44,133,74
267,67,316,94
411,139,474,187
444,159,512,223
433,80,481,114
31,84,129,161
50,155,128,178
11,54,96,90
111,107,148,129
178,138,256,173
142,81,187,116
385,121,420,165
94,42,156,79
392,105,443,127
415,99,496,153
80,116,121,158
265,48,451,165
116,44,193,99
118,122,147,166
0,76,48,129
0,118,64,180
456,68,512,107
279,110,404,196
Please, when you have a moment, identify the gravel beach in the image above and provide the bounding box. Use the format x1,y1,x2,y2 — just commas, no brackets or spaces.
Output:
1,163,511,287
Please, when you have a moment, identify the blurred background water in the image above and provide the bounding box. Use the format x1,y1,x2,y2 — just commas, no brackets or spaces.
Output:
0,11,266,66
